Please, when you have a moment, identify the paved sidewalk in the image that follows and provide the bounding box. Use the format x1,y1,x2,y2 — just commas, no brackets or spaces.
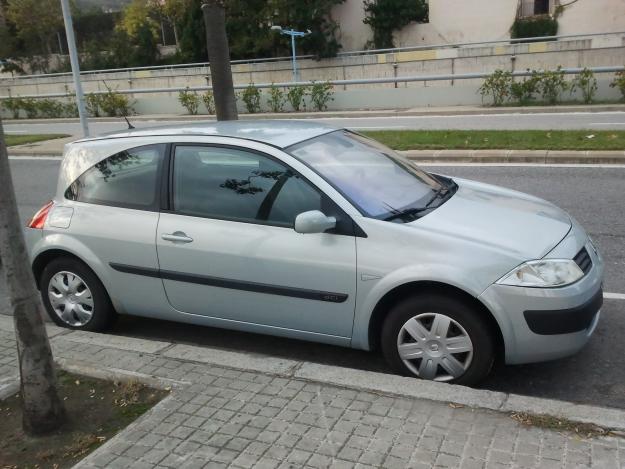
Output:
0,316,623,468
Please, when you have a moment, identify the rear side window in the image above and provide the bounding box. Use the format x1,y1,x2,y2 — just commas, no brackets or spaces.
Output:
65,144,165,210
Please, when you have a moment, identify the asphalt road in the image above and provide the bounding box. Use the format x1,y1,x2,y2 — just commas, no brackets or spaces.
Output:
2,160,625,409
4,111,625,137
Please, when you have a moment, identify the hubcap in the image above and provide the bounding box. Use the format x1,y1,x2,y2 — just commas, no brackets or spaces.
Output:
397,312,473,382
47,271,94,327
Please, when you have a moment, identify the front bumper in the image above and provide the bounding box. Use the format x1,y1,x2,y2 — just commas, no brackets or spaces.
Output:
479,239,604,365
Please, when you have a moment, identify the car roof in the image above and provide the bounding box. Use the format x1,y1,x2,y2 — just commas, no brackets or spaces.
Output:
76,119,338,149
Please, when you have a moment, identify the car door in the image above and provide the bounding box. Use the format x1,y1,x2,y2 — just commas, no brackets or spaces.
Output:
156,143,358,340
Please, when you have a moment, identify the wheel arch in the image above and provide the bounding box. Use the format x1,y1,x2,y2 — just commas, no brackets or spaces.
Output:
367,281,505,360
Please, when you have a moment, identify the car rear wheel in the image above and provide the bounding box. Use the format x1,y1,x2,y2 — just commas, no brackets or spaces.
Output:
40,257,116,331
381,294,494,385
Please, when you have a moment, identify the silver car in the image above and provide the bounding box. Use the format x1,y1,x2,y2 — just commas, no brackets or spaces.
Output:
25,121,604,385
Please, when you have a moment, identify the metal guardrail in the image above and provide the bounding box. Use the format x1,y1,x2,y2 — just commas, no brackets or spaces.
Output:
1,66,623,100
4,30,624,81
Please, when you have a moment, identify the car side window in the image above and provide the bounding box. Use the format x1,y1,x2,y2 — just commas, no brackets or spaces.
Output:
65,144,165,210
173,145,322,226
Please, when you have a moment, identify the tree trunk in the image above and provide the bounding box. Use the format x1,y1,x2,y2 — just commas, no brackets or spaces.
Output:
0,118,65,435
201,0,238,121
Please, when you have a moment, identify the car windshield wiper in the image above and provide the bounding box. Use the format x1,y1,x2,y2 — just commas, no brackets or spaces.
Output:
383,185,451,222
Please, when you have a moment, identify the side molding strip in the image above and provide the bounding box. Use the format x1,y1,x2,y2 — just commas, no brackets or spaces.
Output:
109,262,348,303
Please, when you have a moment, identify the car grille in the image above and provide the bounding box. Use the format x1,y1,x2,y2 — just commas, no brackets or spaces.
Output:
573,247,593,275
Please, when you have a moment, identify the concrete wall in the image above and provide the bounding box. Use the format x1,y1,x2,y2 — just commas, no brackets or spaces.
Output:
2,33,623,99
332,0,625,51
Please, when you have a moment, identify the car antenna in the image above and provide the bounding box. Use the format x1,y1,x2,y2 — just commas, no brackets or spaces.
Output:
123,115,135,129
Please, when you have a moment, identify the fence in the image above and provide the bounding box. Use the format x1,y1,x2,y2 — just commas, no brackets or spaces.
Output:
4,30,624,82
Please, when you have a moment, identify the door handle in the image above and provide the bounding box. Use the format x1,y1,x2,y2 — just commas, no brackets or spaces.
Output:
162,231,194,244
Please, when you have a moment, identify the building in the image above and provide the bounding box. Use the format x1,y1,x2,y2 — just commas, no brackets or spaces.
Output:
332,0,625,51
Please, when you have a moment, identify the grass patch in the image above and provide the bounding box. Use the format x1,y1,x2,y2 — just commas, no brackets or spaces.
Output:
0,369,168,469
5,133,69,146
362,130,625,151
510,412,617,439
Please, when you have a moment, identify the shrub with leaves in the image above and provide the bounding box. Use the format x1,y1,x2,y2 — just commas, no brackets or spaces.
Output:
478,70,512,106
1,97,23,119
267,85,285,113
610,70,625,101
537,67,568,105
36,99,65,118
85,94,104,117
287,85,309,111
99,88,134,117
570,68,597,104
178,88,200,115
21,98,39,119
310,82,334,111
202,90,215,114
63,101,79,118
241,84,262,113
510,71,540,105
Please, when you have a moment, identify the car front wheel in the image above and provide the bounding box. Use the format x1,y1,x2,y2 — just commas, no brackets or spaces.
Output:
381,293,494,385
40,257,116,331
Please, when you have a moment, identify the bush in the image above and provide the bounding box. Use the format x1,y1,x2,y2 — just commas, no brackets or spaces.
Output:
36,99,65,119
178,88,200,115
510,71,540,105
287,85,309,111
241,84,262,113
610,70,625,101
570,68,597,104
99,89,134,117
537,66,568,104
85,94,104,117
2,97,22,119
63,101,79,118
267,85,285,113
310,82,334,111
21,98,39,119
511,16,558,40
478,70,512,106
202,90,215,114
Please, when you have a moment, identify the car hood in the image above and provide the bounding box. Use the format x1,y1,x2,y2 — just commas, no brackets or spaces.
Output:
409,177,572,260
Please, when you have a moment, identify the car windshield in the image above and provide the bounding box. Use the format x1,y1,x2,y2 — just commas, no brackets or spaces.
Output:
288,130,448,220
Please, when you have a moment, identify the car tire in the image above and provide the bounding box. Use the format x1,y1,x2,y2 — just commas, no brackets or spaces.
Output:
40,257,116,331
381,293,494,386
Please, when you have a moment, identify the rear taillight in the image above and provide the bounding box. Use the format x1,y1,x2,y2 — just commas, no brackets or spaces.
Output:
27,201,54,229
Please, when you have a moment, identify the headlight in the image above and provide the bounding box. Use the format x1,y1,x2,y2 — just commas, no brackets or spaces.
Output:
497,259,583,288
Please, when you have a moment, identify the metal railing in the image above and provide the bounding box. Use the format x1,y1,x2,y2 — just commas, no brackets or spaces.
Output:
3,30,624,81
1,66,623,100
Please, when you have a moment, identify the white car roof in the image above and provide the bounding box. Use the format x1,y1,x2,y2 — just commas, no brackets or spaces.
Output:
75,119,338,149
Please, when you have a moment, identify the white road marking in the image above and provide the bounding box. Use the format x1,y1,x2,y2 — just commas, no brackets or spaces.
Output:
8,155,62,160
5,130,27,133
604,292,625,300
418,163,625,168
348,126,409,130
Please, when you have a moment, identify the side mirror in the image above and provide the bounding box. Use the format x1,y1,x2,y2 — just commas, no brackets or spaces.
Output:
294,210,336,234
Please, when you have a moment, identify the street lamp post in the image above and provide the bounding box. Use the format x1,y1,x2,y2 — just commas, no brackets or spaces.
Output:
60,0,89,137
271,26,311,82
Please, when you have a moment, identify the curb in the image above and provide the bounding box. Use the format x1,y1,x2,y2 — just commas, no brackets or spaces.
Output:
10,149,625,165
33,319,625,433
401,149,625,165
4,104,625,125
